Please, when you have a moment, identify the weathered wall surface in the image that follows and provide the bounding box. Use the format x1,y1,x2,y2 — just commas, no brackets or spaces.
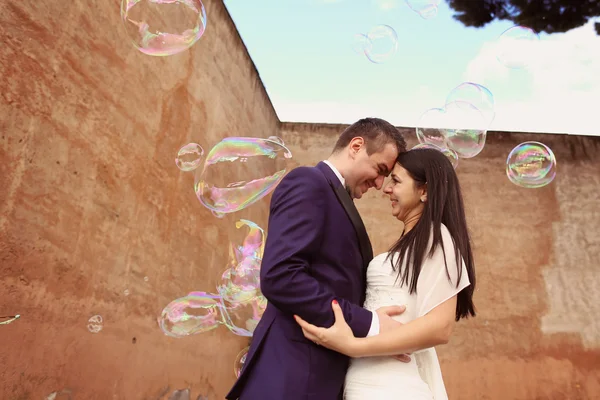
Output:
281,122,600,400
0,0,278,399
1,0,600,398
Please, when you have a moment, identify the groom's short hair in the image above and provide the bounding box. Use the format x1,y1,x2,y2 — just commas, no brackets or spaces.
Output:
332,117,406,155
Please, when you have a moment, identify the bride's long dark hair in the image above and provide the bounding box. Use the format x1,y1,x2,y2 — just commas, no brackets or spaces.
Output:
388,148,476,320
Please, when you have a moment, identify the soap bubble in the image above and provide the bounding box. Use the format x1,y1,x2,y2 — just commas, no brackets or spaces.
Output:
442,101,488,158
212,210,226,218
194,137,292,215
87,315,103,334
496,25,540,69
234,346,249,378
405,0,441,19
416,107,449,149
412,143,458,169
121,0,207,56
267,136,285,145
506,141,556,188
351,33,373,55
221,296,267,337
218,220,265,304
416,102,487,159
158,292,224,338
175,143,204,172
445,82,495,127
216,219,267,337
364,25,398,64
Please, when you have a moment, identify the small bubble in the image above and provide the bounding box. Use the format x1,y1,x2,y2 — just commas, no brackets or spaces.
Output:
175,143,205,172
87,315,103,333
124,289,130,296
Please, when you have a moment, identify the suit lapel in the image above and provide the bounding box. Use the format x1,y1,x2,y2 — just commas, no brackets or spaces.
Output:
329,182,374,271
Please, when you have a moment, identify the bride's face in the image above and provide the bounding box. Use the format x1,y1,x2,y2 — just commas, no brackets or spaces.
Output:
383,164,426,222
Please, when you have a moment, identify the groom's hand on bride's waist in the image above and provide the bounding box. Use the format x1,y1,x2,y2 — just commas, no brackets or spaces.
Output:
375,305,412,363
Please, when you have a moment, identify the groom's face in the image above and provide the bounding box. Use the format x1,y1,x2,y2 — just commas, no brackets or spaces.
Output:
346,141,398,199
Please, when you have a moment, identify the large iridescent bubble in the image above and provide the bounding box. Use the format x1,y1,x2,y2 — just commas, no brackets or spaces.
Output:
194,137,292,215
121,0,207,56
506,142,557,188
158,292,224,338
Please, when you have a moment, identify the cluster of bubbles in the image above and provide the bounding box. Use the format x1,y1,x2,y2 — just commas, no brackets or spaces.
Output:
410,25,555,188
346,5,553,188
414,79,556,187
416,82,495,165
157,219,268,338
121,0,207,56
169,136,292,374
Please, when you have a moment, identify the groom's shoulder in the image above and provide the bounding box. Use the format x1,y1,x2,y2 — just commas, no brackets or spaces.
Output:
283,165,326,184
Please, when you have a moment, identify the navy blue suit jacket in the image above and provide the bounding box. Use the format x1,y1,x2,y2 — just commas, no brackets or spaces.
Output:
226,162,374,400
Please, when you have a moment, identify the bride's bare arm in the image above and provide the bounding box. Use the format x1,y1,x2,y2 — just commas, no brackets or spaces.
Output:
349,295,457,358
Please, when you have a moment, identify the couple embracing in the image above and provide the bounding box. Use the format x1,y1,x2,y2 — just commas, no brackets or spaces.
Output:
227,118,476,400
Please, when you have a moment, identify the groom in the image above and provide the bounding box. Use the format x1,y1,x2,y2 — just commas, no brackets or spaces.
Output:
226,118,408,400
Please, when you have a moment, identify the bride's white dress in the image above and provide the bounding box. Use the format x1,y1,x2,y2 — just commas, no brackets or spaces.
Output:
344,225,470,399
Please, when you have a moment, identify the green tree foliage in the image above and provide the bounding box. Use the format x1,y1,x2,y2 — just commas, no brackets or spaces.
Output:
447,0,600,35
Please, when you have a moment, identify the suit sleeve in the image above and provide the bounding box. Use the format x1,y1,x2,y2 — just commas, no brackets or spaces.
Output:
259,167,373,337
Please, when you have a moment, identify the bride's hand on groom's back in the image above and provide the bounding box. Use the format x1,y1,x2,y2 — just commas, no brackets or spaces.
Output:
376,306,412,363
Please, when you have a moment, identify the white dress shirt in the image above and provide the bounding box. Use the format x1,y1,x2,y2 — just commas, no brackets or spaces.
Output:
322,160,380,337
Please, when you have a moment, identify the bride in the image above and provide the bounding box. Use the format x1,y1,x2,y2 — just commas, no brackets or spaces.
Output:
295,148,476,399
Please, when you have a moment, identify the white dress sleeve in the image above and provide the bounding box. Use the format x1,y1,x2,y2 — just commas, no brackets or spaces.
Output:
414,225,471,400
416,225,470,318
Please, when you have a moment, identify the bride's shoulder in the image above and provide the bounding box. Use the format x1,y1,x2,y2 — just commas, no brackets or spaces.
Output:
439,223,454,244
371,252,391,262
370,251,402,266
369,252,392,265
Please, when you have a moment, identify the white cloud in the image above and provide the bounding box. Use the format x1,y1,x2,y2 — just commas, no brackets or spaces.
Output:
371,0,404,11
463,20,600,136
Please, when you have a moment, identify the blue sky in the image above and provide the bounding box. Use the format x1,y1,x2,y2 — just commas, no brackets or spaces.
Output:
224,0,600,136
